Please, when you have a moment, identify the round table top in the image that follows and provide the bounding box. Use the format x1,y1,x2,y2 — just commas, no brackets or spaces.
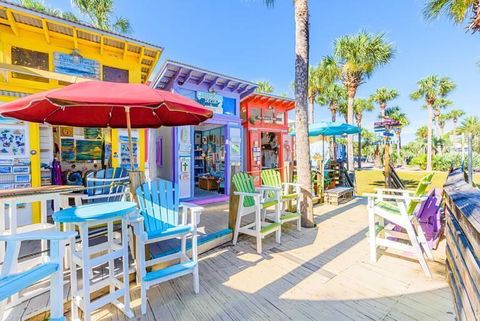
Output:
53,201,137,223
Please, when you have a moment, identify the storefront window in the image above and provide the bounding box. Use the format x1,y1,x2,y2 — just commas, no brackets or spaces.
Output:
249,108,261,124
223,97,236,116
275,111,285,125
103,66,129,83
11,47,49,83
263,107,274,124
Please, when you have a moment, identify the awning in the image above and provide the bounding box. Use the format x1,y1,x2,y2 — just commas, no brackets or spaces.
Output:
289,121,361,137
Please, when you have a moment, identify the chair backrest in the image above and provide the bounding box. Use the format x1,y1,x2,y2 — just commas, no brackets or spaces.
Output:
85,167,129,203
232,172,257,208
261,169,282,188
136,179,180,234
407,172,434,215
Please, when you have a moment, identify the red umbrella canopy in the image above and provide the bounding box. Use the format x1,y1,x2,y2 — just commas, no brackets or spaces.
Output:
0,81,213,128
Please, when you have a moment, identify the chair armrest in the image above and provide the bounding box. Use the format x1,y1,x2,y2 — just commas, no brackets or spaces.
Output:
128,211,144,224
364,193,427,202
180,202,204,212
258,186,282,192
0,231,77,242
234,191,261,197
283,183,302,188
374,188,415,194
180,202,203,226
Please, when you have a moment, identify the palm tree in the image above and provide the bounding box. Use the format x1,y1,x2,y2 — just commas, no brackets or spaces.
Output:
458,116,480,152
430,98,452,137
317,82,347,122
256,81,274,94
307,57,340,124
448,109,465,138
371,88,399,118
20,0,80,21
410,75,455,171
353,98,374,128
72,0,132,34
264,0,314,227
416,125,429,141
385,106,410,157
424,0,480,33
334,31,395,171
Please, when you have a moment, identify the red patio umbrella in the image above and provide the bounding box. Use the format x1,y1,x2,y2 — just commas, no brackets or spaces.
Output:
0,81,213,169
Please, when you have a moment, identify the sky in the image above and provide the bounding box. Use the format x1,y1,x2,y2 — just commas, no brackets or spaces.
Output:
46,0,480,143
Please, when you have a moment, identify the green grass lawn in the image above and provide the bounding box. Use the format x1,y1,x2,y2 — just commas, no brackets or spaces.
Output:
355,169,480,195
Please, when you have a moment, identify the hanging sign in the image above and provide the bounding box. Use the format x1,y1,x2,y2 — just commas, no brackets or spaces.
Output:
54,52,100,79
196,91,223,114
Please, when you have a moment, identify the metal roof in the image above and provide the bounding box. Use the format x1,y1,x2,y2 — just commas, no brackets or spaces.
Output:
0,0,163,51
152,60,258,99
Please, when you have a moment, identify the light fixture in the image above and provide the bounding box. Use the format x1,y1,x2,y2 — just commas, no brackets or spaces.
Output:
70,49,82,64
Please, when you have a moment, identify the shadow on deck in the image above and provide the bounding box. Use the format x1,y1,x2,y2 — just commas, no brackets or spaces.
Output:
9,197,453,321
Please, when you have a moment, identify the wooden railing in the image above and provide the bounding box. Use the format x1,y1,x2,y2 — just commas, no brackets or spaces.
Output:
443,168,480,321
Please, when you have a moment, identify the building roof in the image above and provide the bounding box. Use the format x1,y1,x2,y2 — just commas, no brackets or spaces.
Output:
152,60,258,99
0,0,163,83
241,92,295,111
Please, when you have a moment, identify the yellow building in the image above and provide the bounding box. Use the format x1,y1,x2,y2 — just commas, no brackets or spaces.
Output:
0,1,162,222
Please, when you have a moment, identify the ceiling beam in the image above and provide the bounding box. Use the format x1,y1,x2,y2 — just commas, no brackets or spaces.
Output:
197,73,208,85
208,77,219,91
220,80,231,90
41,19,50,44
179,70,193,85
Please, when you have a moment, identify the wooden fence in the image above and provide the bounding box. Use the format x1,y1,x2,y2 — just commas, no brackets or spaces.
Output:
443,168,480,321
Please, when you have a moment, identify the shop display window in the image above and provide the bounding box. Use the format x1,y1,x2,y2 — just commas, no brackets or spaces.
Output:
263,107,274,124
11,47,49,82
275,111,285,125
249,108,261,124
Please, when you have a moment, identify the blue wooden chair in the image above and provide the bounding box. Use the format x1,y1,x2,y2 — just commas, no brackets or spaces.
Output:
0,230,76,321
84,168,130,203
131,179,204,315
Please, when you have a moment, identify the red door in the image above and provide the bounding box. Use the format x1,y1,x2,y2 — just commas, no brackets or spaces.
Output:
248,130,262,185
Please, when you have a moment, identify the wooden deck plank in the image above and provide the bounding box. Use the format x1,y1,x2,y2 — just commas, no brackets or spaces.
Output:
11,197,455,321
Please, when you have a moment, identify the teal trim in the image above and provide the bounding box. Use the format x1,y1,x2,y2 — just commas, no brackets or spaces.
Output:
143,260,197,282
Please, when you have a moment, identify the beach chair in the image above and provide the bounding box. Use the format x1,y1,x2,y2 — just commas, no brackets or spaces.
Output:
232,172,281,254
261,169,301,231
0,231,76,321
131,179,203,315
365,173,435,277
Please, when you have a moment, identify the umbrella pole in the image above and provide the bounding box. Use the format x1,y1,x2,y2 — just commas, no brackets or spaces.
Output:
125,106,135,170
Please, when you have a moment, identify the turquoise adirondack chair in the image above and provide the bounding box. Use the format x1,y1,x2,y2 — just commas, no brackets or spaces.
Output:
261,169,301,231
132,179,203,315
232,172,281,254
365,173,435,277
0,231,76,321
85,168,130,203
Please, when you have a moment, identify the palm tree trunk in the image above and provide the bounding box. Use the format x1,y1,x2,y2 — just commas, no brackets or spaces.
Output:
308,97,314,125
347,86,356,171
294,0,313,228
427,104,433,171
453,120,457,146
330,105,337,159
380,103,386,119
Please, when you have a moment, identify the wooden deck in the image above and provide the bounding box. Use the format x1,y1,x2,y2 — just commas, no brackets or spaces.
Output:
11,197,453,321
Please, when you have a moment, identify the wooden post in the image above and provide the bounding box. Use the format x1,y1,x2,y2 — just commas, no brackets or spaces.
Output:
228,164,241,231
468,133,473,185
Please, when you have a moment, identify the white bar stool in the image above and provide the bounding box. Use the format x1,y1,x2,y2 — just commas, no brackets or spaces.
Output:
53,201,136,321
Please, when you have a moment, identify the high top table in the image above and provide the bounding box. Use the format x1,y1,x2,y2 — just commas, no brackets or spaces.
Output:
53,201,136,321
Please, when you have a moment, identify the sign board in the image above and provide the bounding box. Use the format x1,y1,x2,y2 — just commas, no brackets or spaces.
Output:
178,156,191,199
196,91,223,114
54,52,100,79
